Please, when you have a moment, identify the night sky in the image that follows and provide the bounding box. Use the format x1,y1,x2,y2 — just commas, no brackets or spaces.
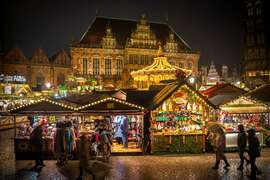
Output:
1,0,241,67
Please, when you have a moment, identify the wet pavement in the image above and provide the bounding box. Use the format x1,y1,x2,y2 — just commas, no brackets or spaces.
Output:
1,149,268,180
1,128,270,180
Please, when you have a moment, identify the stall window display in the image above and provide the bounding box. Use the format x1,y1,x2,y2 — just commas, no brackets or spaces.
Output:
80,115,143,153
150,85,214,153
111,115,143,152
152,112,202,135
15,115,80,154
220,112,262,132
218,111,266,149
152,87,205,135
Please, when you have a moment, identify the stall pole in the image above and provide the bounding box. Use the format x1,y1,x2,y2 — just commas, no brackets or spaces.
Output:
13,115,16,138
202,126,206,152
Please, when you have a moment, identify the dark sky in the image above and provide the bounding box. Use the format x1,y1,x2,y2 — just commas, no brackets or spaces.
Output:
1,0,241,67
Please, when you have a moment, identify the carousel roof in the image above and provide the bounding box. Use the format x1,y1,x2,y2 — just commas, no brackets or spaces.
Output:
131,46,189,77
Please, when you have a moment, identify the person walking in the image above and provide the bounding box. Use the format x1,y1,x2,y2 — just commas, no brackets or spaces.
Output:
77,134,95,180
247,128,261,179
237,124,249,170
121,116,129,149
30,120,46,170
54,121,65,166
212,132,230,170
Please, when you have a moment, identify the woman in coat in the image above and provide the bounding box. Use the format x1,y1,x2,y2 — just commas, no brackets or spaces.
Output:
78,134,95,179
210,132,230,169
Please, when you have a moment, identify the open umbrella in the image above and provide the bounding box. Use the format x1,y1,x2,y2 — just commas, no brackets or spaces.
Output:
207,123,225,135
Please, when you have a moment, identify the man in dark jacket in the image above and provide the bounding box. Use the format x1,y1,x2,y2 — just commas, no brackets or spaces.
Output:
237,124,248,170
247,128,261,179
31,122,45,169
121,117,129,148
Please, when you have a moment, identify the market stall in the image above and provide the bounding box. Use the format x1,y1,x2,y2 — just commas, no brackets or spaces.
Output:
7,98,77,159
149,82,216,153
74,95,145,154
7,91,146,159
219,96,268,149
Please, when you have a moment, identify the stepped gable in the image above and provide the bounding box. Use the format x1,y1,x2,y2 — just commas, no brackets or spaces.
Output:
31,48,50,64
4,48,29,64
78,16,191,51
51,49,71,66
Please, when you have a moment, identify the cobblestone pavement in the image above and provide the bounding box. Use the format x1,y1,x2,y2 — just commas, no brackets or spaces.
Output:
1,148,268,180
1,128,270,180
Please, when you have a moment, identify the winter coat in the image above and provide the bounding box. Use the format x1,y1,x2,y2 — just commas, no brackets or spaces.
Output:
79,136,91,167
30,126,43,149
114,124,122,138
248,135,260,157
54,127,65,155
121,118,129,136
213,134,226,152
237,131,247,151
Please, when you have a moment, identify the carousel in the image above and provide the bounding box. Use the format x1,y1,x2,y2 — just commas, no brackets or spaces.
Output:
131,45,191,89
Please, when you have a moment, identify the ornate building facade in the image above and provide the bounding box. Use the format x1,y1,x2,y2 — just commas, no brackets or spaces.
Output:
242,0,270,88
0,48,72,89
71,15,200,88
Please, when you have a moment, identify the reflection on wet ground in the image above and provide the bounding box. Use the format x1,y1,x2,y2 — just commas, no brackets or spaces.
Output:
10,149,270,180
1,129,270,180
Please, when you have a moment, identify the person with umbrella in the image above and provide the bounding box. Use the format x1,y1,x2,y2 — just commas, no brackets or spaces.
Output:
208,124,230,170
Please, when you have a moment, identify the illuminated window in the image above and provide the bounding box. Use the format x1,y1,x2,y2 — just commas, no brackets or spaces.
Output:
83,58,88,74
93,57,99,75
116,58,122,75
129,55,136,64
105,57,112,76
179,62,184,68
134,55,138,64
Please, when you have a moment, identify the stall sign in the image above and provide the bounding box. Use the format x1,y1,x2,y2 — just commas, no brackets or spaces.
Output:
4,85,12,94
1,75,26,83
0,74,4,81
107,103,114,109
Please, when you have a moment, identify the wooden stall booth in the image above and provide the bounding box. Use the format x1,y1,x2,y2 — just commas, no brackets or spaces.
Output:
219,96,268,150
7,98,76,159
147,81,217,153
